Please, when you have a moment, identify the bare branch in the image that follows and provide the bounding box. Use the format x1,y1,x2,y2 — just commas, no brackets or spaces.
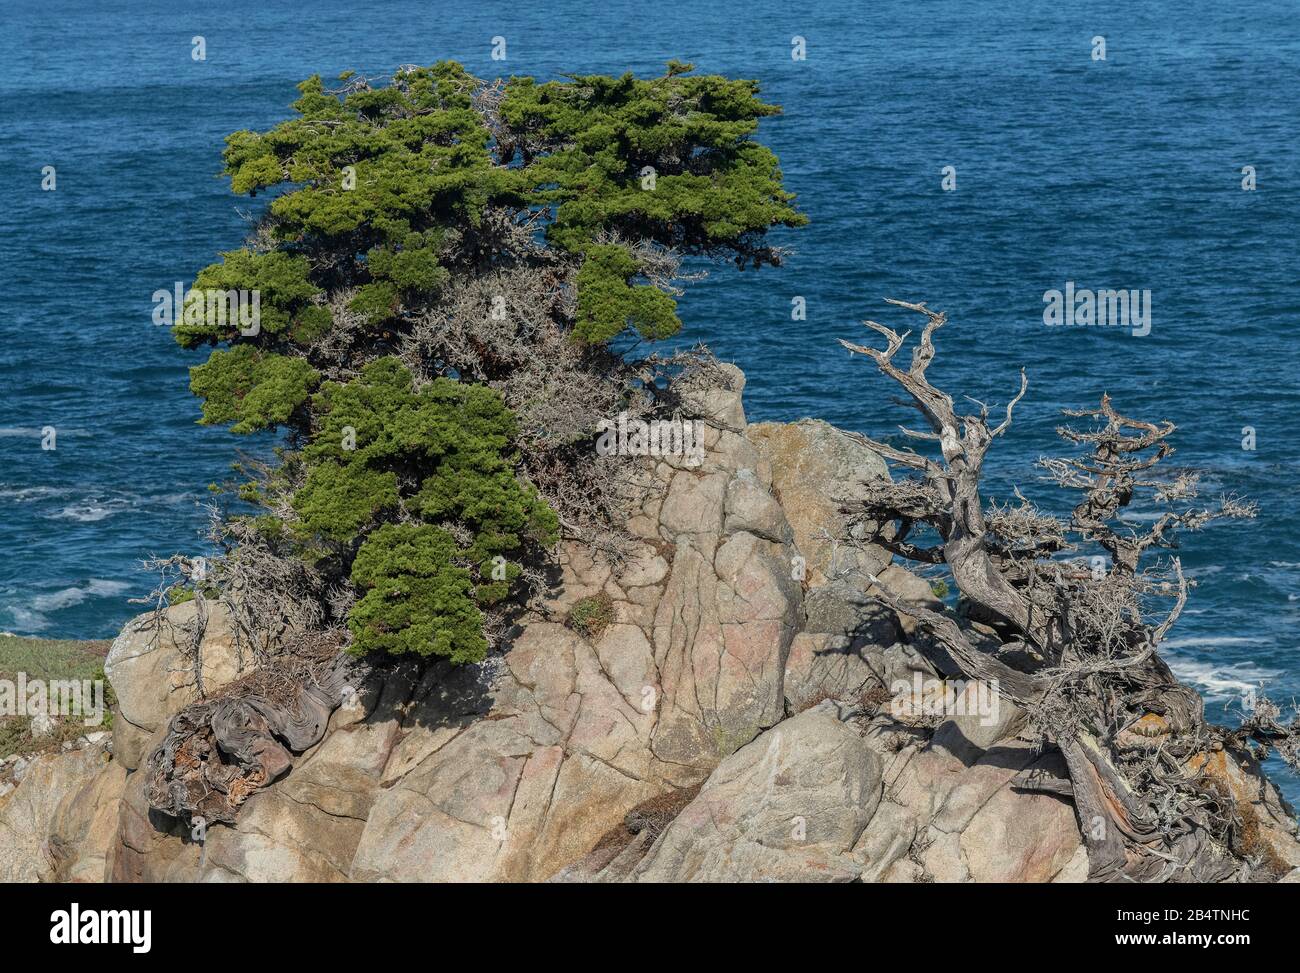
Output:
841,299,1270,881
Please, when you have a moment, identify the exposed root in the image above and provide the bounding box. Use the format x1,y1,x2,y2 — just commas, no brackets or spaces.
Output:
145,629,364,825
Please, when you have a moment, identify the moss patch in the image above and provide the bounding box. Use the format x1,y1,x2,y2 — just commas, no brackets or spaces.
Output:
568,593,615,640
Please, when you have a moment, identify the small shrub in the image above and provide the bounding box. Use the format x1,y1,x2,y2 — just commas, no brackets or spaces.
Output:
858,682,892,711
0,717,31,761
569,593,615,640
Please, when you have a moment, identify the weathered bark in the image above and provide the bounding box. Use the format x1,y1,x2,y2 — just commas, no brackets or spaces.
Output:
145,649,361,825
842,299,1277,883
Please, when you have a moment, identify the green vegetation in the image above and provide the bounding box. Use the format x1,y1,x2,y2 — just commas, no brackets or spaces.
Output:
568,593,615,640
0,634,109,684
179,60,802,663
573,244,678,344
189,345,319,433
0,635,113,760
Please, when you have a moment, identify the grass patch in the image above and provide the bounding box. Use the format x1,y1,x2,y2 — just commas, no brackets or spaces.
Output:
0,635,113,761
568,593,615,640
0,634,109,683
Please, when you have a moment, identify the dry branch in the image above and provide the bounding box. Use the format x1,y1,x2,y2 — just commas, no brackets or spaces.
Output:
841,299,1290,883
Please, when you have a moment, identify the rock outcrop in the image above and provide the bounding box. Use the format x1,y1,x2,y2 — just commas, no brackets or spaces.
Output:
630,702,882,882
6,366,1300,884
0,739,119,882
104,599,254,770
341,364,807,882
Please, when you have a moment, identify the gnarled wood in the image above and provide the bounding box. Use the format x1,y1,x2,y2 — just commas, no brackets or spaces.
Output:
841,300,1281,883
145,646,363,825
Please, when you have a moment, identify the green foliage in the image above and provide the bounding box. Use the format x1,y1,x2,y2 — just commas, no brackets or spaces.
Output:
281,357,556,657
574,244,678,343
180,60,802,663
189,345,319,433
174,250,317,348
190,61,801,365
347,281,401,325
500,64,806,341
569,592,615,640
217,63,499,336
293,357,557,556
348,524,487,661
293,462,400,542
289,304,334,346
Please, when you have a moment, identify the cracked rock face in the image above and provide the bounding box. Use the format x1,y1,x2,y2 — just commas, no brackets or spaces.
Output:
14,365,1299,884
347,364,809,881
0,740,118,882
857,721,1082,883
630,702,883,882
92,363,826,883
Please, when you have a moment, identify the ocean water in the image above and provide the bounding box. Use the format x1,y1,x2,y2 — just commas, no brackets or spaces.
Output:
2,0,1298,797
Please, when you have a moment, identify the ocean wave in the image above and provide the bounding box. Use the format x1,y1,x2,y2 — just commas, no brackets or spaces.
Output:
32,490,201,522
4,578,133,635
1161,636,1259,649
0,485,67,502
1167,657,1281,703
31,578,131,612
48,499,134,522
5,606,50,632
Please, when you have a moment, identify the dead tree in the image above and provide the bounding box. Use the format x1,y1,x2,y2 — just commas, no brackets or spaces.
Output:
841,299,1298,882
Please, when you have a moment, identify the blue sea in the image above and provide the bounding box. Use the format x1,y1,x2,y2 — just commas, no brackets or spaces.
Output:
2,0,1298,797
